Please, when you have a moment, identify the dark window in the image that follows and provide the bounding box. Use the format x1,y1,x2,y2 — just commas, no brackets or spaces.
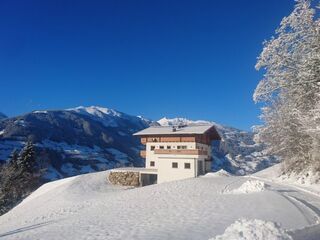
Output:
159,146,164,149
167,146,171,149
150,161,155,167
177,146,187,150
184,163,191,169
172,162,178,168
150,146,155,151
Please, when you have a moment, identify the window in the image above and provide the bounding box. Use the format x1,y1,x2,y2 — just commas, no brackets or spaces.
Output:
167,146,171,149
150,161,155,167
172,162,178,168
177,145,187,150
159,146,164,149
184,163,191,169
150,146,155,151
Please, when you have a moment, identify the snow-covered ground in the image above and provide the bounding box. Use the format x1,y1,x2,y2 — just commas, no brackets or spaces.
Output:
0,166,320,240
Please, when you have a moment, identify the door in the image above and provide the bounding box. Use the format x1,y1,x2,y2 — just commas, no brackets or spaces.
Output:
197,160,204,176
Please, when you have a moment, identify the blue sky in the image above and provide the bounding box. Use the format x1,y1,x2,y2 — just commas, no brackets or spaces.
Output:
0,0,293,130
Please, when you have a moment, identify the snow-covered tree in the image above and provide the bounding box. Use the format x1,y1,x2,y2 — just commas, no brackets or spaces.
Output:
254,0,320,176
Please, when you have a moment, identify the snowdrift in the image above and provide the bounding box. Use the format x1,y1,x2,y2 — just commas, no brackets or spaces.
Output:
210,219,292,240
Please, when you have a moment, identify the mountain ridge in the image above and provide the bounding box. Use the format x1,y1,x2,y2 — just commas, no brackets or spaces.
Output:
0,112,7,120
0,106,278,180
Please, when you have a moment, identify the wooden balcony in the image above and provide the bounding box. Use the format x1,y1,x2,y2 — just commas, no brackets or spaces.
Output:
140,136,211,145
140,150,146,158
154,149,208,156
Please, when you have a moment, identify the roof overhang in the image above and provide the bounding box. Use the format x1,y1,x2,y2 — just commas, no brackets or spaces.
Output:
133,125,221,141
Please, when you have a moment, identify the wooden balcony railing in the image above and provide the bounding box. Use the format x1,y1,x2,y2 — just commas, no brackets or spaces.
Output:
154,149,208,155
140,150,146,158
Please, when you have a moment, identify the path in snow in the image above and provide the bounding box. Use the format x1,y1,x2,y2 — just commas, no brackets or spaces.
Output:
0,170,319,239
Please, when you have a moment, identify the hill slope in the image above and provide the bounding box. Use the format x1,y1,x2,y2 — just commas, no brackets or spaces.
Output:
0,168,319,239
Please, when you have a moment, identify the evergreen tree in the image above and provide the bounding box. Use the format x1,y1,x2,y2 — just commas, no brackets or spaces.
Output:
17,140,36,174
8,149,19,169
0,140,41,215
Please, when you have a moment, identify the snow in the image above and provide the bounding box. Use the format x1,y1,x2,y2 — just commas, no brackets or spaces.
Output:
0,140,24,161
13,119,26,127
37,140,104,160
69,106,122,117
106,148,129,164
253,163,320,199
61,163,78,175
226,180,267,194
133,124,215,136
117,131,127,136
33,110,48,114
210,218,292,240
158,117,215,127
44,166,63,180
1,169,320,239
203,169,232,177
0,112,7,119
67,106,122,127
0,129,5,135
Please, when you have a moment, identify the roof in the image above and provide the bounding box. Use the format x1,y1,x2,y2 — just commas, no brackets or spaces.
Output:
133,124,218,136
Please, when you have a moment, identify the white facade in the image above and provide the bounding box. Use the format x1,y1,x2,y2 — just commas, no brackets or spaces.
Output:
145,141,212,184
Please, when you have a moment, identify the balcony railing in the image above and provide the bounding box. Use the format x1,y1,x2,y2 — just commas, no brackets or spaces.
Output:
140,150,146,158
154,149,208,155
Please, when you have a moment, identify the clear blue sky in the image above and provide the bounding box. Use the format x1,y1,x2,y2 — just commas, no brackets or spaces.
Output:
0,0,293,130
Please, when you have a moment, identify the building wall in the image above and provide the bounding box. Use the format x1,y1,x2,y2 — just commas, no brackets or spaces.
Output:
157,155,207,183
145,141,211,183
157,156,196,183
145,142,198,169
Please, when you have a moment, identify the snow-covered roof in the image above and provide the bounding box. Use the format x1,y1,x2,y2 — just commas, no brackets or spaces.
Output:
133,124,216,136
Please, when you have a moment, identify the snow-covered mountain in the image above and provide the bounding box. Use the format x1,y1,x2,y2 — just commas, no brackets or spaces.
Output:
0,107,277,181
0,106,151,180
157,117,213,127
0,112,7,120
157,117,279,175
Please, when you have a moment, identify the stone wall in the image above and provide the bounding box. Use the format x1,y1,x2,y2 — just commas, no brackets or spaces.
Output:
108,171,140,187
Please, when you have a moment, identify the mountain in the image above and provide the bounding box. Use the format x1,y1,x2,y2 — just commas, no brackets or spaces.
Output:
0,107,277,181
157,117,278,175
0,106,151,180
0,112,7,120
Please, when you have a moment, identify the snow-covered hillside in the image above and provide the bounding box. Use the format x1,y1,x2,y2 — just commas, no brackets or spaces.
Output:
0,166,319,239
158,117,279,175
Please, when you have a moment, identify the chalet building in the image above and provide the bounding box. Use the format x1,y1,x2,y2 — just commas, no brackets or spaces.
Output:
133,124,221,185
